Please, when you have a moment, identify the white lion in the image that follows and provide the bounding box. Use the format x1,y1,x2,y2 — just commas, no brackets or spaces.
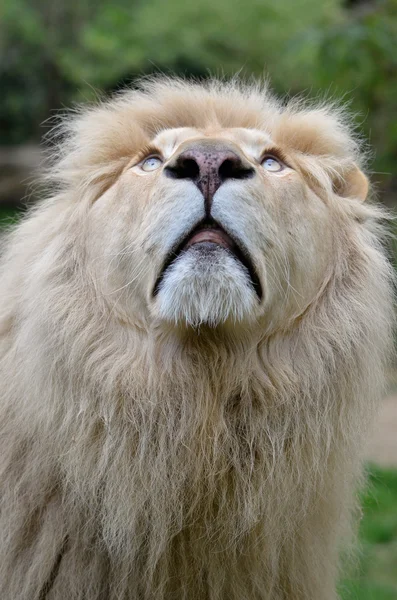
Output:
0,77,394,600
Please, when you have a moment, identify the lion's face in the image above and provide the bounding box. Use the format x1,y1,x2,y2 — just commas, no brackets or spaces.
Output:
87,125,336,330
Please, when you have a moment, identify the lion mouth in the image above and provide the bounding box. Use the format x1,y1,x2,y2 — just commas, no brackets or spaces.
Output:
153,218,262,299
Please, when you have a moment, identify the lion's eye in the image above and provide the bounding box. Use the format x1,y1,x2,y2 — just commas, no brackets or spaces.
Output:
261,156,283,172
141,156,163,172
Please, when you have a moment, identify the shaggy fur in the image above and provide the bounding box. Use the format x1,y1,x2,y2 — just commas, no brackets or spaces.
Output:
0,77,394,600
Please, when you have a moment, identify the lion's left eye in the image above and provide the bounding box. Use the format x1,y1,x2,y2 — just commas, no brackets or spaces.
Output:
141,156,163,172
261,156,283,172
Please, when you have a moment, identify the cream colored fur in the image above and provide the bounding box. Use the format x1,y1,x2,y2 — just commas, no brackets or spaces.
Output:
0,77,394,600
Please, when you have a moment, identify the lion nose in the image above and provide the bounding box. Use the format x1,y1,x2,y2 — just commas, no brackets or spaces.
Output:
164,142,254,213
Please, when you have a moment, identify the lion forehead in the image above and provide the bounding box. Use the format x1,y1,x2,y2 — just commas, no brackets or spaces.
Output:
153,127,273,160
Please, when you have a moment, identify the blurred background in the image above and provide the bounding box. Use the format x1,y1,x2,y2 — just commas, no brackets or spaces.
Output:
0,0,396,597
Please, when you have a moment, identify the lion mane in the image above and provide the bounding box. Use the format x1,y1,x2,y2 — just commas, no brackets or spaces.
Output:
0,78,394,600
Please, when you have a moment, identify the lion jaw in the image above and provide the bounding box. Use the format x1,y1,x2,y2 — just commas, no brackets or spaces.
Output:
155,241,259,327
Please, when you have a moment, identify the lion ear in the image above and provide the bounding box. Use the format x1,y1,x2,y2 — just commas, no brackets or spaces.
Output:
335,165,369,202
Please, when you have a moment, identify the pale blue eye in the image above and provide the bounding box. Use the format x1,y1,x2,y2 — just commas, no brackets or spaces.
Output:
141,156,163,172
262,156,283,172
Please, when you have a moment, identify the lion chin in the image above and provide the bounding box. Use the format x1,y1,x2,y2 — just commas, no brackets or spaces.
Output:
155,242,258,327
0,76,394,600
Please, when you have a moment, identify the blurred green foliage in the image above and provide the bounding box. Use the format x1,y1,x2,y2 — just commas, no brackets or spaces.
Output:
340,465,397,599
1,0,396,200
0,206,23,227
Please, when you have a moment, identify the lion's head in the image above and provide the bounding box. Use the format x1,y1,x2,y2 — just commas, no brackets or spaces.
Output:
49,78,369,337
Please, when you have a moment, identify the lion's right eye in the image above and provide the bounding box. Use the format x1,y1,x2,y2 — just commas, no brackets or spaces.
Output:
261,156,283,172
141,156,163,172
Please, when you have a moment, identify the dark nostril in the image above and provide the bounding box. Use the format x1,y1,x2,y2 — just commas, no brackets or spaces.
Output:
218,158,254,181
164,158,200,180
164,147,255,214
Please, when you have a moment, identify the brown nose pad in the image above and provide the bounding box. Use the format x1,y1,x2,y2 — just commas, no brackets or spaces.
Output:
164,145,254,213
